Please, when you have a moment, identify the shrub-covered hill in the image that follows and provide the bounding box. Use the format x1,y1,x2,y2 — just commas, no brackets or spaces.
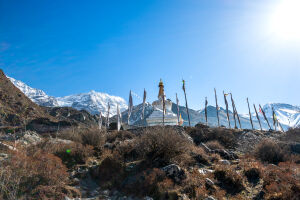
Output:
0,125,299,200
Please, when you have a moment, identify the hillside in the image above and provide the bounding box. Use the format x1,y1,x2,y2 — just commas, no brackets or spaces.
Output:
0,70,51,127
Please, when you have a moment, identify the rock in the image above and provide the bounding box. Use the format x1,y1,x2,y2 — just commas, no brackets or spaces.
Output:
0,153,8,162
290,143,300,154
220,159,231,165
200,142,212,153
205,178,214,186
162,164,186,183
195,123,209,129
213,149,238,160
104,142,114,149
16,131,42,146
198,169,214,175
178,194,190,200
204,196,216,200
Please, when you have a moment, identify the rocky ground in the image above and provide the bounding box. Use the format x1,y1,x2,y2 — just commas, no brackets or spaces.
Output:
0,124,299,200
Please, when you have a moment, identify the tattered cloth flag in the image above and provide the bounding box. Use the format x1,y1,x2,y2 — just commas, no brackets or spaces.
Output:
106,102,110,129
117,104,121,131
205,97,208,125
182,79,191,126
128,90,133,125
142,89,147,120
98,111,103,130
179,114,184,126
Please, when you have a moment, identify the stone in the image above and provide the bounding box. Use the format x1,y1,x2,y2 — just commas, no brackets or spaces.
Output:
200,142,212,153
162,164,186,182
213,149,238,160
204,196,216,200
205,178,214,186
220,159,231,165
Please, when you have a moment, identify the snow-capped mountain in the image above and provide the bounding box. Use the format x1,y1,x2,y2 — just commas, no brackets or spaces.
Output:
8,76,299,129
8,76,60,107
8,76,128,117
56,91,127,116
262,103,300,128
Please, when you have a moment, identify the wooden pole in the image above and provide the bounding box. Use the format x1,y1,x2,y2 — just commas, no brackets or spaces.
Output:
205,97,208,126
162,94,165,126
223,91,231,128
230,93,237,129
182,80,191,126
272,107,277,131
234,104,242,129
247,98,254,130
231,94,242,129
259,104,271,130
253,104,262,131
176,93,180,125
214,88,220,127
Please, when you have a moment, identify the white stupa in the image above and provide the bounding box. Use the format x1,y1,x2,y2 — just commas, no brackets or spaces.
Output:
146,79,178,126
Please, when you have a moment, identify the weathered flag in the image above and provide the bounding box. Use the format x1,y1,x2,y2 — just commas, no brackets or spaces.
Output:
106,102,110,128
142,89,146,120
128,90,133,124
117,104,121,131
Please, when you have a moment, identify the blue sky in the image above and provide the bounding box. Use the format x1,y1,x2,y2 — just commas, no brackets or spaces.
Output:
1,0,299,113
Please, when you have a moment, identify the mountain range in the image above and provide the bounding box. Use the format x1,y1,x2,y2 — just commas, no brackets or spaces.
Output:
8,76,300,130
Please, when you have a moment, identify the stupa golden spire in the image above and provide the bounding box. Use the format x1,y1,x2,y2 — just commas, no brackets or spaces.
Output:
158,79,165,99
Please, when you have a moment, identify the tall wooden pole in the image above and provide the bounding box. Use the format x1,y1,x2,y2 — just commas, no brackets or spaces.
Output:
223,91,231,128
205,97,208,126
176,93,180,125
231,94,241,129
234,104,242,129
214,88,220,127
247,98,254,130
162,94,165,126
259,104,271,130
230,93,237,129
182,80,191,126
254,104,262,131
272,107,277,131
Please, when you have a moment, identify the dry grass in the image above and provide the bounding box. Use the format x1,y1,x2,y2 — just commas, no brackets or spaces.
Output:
32,139,94,168
214,165,245,195
187,127,237,149
205,140,224,150
58,126,106,148
0,149,70,200
136,127,192,167
254,139,287,165
281,127,300,143
262,162,300,200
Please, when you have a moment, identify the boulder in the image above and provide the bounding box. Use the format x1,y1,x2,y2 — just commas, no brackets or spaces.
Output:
162,164,186,183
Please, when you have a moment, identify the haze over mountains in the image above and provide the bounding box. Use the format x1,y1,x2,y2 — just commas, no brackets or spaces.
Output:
8,76,300,130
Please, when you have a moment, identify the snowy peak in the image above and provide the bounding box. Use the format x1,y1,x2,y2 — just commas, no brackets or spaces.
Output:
57,90,128,116
8,77,128,116
262,103,300,128
7,76,59,107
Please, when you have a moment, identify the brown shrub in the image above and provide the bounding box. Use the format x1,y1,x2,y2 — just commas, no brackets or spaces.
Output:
97,153,125,188
136,127,192,167
33,139,94,168
106,130,135,143
59,126,106,148
214,165,244,195
281,127,300,143
187,127,237,148
262,162,300,200
121,168,172,198
205,140,224,150
0,149,69,200
254,139,287,165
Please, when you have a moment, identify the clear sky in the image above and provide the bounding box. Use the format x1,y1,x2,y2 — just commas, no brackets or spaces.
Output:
1,0,299,113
